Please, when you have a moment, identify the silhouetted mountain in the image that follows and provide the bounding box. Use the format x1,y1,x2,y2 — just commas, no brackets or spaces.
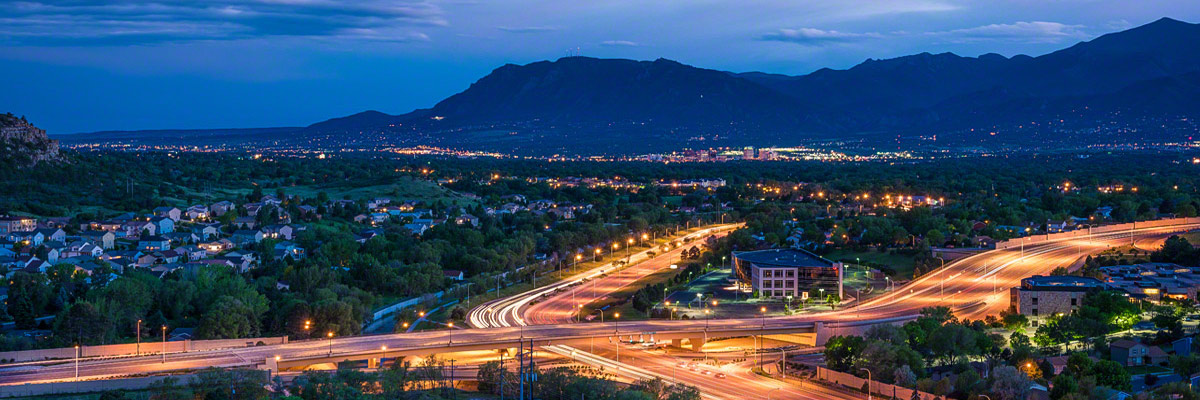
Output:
73,18,1200,154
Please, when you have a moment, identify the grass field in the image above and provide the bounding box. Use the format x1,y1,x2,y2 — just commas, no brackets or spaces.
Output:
824,249,917,278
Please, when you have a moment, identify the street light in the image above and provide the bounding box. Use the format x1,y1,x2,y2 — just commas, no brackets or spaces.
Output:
161,325,167,364
861,368,873,400
759,306,767,369
74,344,80,380
327,332,334,356
447,322,455,344
136,319,142,356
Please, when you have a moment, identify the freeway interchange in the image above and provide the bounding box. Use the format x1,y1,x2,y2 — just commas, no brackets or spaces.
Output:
2,222,1198,399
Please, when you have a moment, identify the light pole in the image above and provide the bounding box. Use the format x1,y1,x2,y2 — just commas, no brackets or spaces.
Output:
594,248,601,262
327,332,334,356
74,344,80,380
759,306,767,370
861,368,873,400
136,319,141,356
613,312,621,368
574,254,581,273
160,325,167,364
447,322,454,345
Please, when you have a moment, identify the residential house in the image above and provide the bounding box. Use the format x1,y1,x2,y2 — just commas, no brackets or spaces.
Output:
164,232,198,245
455,214,480,227
262,224,294,240
153,206,182,221
444,270,465,281
200,239,234,254
175,245,207,261
547,207,575,220
43,241,64,262
297,205,319,218
80,230,116,250
8,231,45,247
192,223,221,240
122,220,156,238
1111,340,1168,367
231,230,264,245
403,223,429,236
152,216,175,234
35,228,66,243
210,201,235,217
233,217,257,230
138,236,171,252
273,241,306,260
185,205,210,221
242,203,263,217
0,216,36,235
60,241,103,259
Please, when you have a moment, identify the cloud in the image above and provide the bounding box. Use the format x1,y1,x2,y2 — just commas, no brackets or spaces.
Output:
759,28,881,46
0,0,445,45
496,26,558,33
600,40,638,47
929,21,1088,43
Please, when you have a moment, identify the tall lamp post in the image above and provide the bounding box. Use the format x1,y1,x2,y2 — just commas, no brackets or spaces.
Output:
759,306,767,369
327,332,334,356
136,319,142,356
861,368,873,400
447,322,455,345
160,325,167,364
74,344,80,380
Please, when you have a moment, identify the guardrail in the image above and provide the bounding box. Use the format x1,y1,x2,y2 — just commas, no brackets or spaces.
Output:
992,217,1200,250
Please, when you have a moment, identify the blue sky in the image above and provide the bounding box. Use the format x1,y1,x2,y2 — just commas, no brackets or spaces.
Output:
2,1,1198,134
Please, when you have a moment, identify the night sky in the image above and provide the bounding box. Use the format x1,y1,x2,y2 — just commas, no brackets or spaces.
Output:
2,1,1198,134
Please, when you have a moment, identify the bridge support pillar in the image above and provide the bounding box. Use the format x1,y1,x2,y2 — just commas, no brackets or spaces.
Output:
671,338,683,348
814,322,831,346
263,356,278,373
368,358,380,369
689,337,706,352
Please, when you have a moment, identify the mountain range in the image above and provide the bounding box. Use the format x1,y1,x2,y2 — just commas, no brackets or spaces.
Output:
62,17,1200,155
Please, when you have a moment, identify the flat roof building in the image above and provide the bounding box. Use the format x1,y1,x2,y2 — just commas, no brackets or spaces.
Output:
1010,275,1106,327
1098,263,1200,303
733,248,843,300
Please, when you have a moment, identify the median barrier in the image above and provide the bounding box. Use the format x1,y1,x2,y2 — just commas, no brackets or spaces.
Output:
0,336,287,363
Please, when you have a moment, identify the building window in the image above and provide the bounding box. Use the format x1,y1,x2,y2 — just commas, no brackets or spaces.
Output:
786,270,795,278
1032,309,1038,316
1071,298,1077,306
1031,320,1039,327
1031,297,1038,305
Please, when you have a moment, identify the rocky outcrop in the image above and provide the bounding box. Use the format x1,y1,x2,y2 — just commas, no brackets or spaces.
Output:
1,113,59,167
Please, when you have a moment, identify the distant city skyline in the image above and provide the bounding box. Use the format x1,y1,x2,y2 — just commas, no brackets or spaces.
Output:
2,1,1198,133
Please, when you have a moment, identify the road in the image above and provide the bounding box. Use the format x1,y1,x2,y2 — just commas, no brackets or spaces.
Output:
2,222,1196,398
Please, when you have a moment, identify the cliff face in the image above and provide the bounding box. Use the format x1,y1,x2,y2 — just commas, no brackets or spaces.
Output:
1,113,60,167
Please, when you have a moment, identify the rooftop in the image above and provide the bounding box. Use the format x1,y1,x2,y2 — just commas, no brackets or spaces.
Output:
733,248,834,268
1020,275,1105,291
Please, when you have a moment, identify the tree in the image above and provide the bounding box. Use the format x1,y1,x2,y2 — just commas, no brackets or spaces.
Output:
989,365,1032,400
1090,360,1132,391
853,340,923,383
824,335,865,372
197,296,260,339
825,294,841,310
894,365,917,388
1171,355,1200,378
54,300,109,345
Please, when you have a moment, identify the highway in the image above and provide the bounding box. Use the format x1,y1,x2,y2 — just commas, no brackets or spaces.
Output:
465,222,1200,399
2,222,1196,398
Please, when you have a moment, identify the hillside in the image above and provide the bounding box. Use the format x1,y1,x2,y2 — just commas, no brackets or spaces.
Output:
1,113,59,167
